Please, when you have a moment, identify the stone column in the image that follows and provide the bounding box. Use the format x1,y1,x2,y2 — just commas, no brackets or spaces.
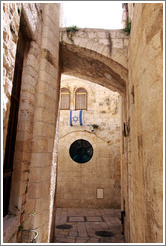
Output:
23,3,60,243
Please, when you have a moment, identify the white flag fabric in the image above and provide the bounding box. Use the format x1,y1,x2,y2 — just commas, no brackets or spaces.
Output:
70,110,83,126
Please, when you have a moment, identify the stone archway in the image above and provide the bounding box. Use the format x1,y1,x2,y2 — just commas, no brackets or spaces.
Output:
3,3,163,244
55,28,128,243
54,73,123,243
60,28,129,94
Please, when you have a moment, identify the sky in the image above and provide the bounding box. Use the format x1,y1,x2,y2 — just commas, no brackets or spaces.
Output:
61,1,123,30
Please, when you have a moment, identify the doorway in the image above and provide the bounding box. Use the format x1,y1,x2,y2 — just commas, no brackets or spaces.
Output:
3,31,25,217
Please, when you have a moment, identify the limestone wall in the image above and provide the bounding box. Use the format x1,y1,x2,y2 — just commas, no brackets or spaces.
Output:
61,28,129,69
3,2,163,244
3,3,22,162
56,75,121,208
3,3,60,243
60,28,129,95
123,3,163,243
21,4,60,243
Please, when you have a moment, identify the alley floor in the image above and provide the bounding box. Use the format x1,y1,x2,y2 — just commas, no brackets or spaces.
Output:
53,208,125,243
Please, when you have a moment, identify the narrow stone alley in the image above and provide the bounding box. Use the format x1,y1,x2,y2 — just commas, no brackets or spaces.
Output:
3,3,163,244
54,208,125,243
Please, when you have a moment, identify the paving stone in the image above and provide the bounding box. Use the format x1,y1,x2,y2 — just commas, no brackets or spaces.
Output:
53,208,125,243
55,236,76,243
76,236,90,243
68,216,85,222
69,231,78,237
87,237,100,243
77,222,88,237
116,233,125,239
99,237,117,243
86,216,103,222
99,221,109,229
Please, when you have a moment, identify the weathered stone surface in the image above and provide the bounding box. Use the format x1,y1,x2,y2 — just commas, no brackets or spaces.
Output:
56,75,121,208
60,28,129,68
3,2,163,245
3,3,21,159
60,28,129,94
3,3,60,244
122,3,163,244
54,208,125,243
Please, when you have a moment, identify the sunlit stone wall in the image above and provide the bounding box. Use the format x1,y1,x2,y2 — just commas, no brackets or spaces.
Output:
122,3,163,243
3,3,60,243
56,75,121,208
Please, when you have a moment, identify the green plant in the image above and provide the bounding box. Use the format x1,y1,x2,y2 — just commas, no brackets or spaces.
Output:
31,212,36,216
123,17,131,35
92,124,99,129
66,25,79,42
18,225,23,232
15,205,20,211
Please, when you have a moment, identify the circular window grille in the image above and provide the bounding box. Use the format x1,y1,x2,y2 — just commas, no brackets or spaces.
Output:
69,139,93,164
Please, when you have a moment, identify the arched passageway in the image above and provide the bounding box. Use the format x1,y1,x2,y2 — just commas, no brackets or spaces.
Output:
54,74,124,243
3,3,163,244
60,28,128,94
53,28,128,243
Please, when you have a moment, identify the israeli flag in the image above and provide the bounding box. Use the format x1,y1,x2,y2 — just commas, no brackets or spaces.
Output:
70,110,83,126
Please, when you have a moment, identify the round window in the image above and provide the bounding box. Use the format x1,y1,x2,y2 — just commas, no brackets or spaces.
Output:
69,139,93,164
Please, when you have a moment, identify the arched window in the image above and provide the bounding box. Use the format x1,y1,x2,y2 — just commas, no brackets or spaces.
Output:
60,88,70,110
75,88,87,110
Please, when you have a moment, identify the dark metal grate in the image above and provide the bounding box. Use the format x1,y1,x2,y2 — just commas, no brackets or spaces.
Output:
69,139,93,163
56,224,73,229
95,231,114,237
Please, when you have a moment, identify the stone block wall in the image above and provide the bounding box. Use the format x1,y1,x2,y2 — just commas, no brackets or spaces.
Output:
3,2,163,244
22,4,60,243
122,3,163,243
3,3,60,243
60,28,129,69
3,3,22,162
55,75,121,208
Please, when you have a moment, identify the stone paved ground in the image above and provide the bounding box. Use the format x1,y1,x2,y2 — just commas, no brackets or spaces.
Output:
53,208,125,243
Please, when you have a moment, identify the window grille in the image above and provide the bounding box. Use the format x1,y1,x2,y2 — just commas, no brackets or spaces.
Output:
69,139,93,163
75,88,87,110
60,88,70,110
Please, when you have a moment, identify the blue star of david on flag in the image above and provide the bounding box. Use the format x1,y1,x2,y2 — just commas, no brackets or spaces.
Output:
70,110,83,126
73,116,79,122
